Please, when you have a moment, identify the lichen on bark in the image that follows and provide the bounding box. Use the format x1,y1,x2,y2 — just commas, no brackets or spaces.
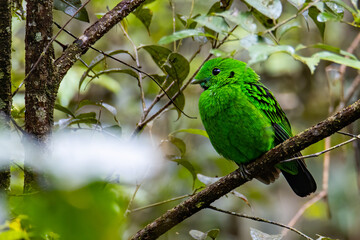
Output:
0,0,12,191
24,0,55,192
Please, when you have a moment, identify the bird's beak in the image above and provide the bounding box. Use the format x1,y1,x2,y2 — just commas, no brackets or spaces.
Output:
191,78,206,84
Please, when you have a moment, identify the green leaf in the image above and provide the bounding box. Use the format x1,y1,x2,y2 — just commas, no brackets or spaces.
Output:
158,29,216,45
311,43,358,60
70,118,98,126
89,50,135,67
169,156,197,186
317,11,342,22
141,45,172,69
54,104,76,118
168,135,186,157
330,0,357,16
79,49,135,89
164,53,189,82
292,54,320,74
141,47,188,119
313,51,360,69
326,1,345,15
77,101,119,120
250,228,282,240
307,6,325,39
276,21,301,40
90,74,121,93
216,10,257,33
70,111,99,127
76,112,96,119
133,7,153,34
294,51,360,74
207,0,233,14
288,0,305,9
81,68,138,90
11,106,25,119
163,53,189,118
247,44,295,65
189,228,220,240
77,99,96,109
21,183,127,240
206,229,220,239
244,0,282,19
171,128,209,138
177,14,187,26
53,0,89,22
194,15,230,33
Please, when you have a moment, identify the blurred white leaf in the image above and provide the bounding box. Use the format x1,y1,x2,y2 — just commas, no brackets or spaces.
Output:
197,174,220,185
250,228,282,240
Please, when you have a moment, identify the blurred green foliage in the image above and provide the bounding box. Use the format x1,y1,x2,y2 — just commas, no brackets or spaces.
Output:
5,0,360,239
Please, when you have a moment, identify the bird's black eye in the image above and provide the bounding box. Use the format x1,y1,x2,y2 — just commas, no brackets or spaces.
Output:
212,68,221,76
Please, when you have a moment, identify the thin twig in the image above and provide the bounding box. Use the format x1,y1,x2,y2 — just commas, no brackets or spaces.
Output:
130,193,193,213
125,184,141,216
175,0,195,52
170,0,176,52
11,0,92,97
283,69,342,237
338,33,360,104
119,23,146,112
208,206,313,240
9,116,27,135
341,75,360,108
281,190,327,237
280,134,360,163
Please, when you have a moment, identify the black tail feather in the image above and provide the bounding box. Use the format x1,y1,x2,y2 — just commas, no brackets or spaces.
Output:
281,160,317,197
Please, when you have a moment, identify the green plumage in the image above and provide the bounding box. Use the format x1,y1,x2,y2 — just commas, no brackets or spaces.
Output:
193,58,316,197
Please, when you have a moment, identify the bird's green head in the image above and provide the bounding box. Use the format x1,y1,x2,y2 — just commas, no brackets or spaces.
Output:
191,58,259,90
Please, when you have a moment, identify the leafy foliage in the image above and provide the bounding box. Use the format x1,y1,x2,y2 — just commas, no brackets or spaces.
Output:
53,0,89,22
6,0,360,239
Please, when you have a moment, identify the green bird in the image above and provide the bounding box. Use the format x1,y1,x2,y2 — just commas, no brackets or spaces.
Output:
192,58,316,197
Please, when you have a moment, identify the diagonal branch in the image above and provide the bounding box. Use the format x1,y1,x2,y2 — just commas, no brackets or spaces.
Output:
131,98,360,240
52,0,147,91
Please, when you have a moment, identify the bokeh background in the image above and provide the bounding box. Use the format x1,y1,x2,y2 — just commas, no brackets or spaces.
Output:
7,0,360,239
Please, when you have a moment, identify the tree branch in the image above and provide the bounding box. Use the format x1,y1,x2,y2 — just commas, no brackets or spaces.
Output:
52,0,147,92
131,98,360,239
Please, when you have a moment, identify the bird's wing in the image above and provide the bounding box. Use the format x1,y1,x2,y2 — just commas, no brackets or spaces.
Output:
241,82,292,145
241,82,317,196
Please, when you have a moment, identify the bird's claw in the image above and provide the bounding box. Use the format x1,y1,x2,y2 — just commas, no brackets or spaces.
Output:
239,164,252,181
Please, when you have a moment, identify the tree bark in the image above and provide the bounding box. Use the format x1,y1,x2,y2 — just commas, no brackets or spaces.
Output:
0,0,12,191
131,99,360,240
24,0,55,192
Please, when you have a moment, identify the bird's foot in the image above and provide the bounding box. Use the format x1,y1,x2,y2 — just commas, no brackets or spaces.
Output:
238,164,252,181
